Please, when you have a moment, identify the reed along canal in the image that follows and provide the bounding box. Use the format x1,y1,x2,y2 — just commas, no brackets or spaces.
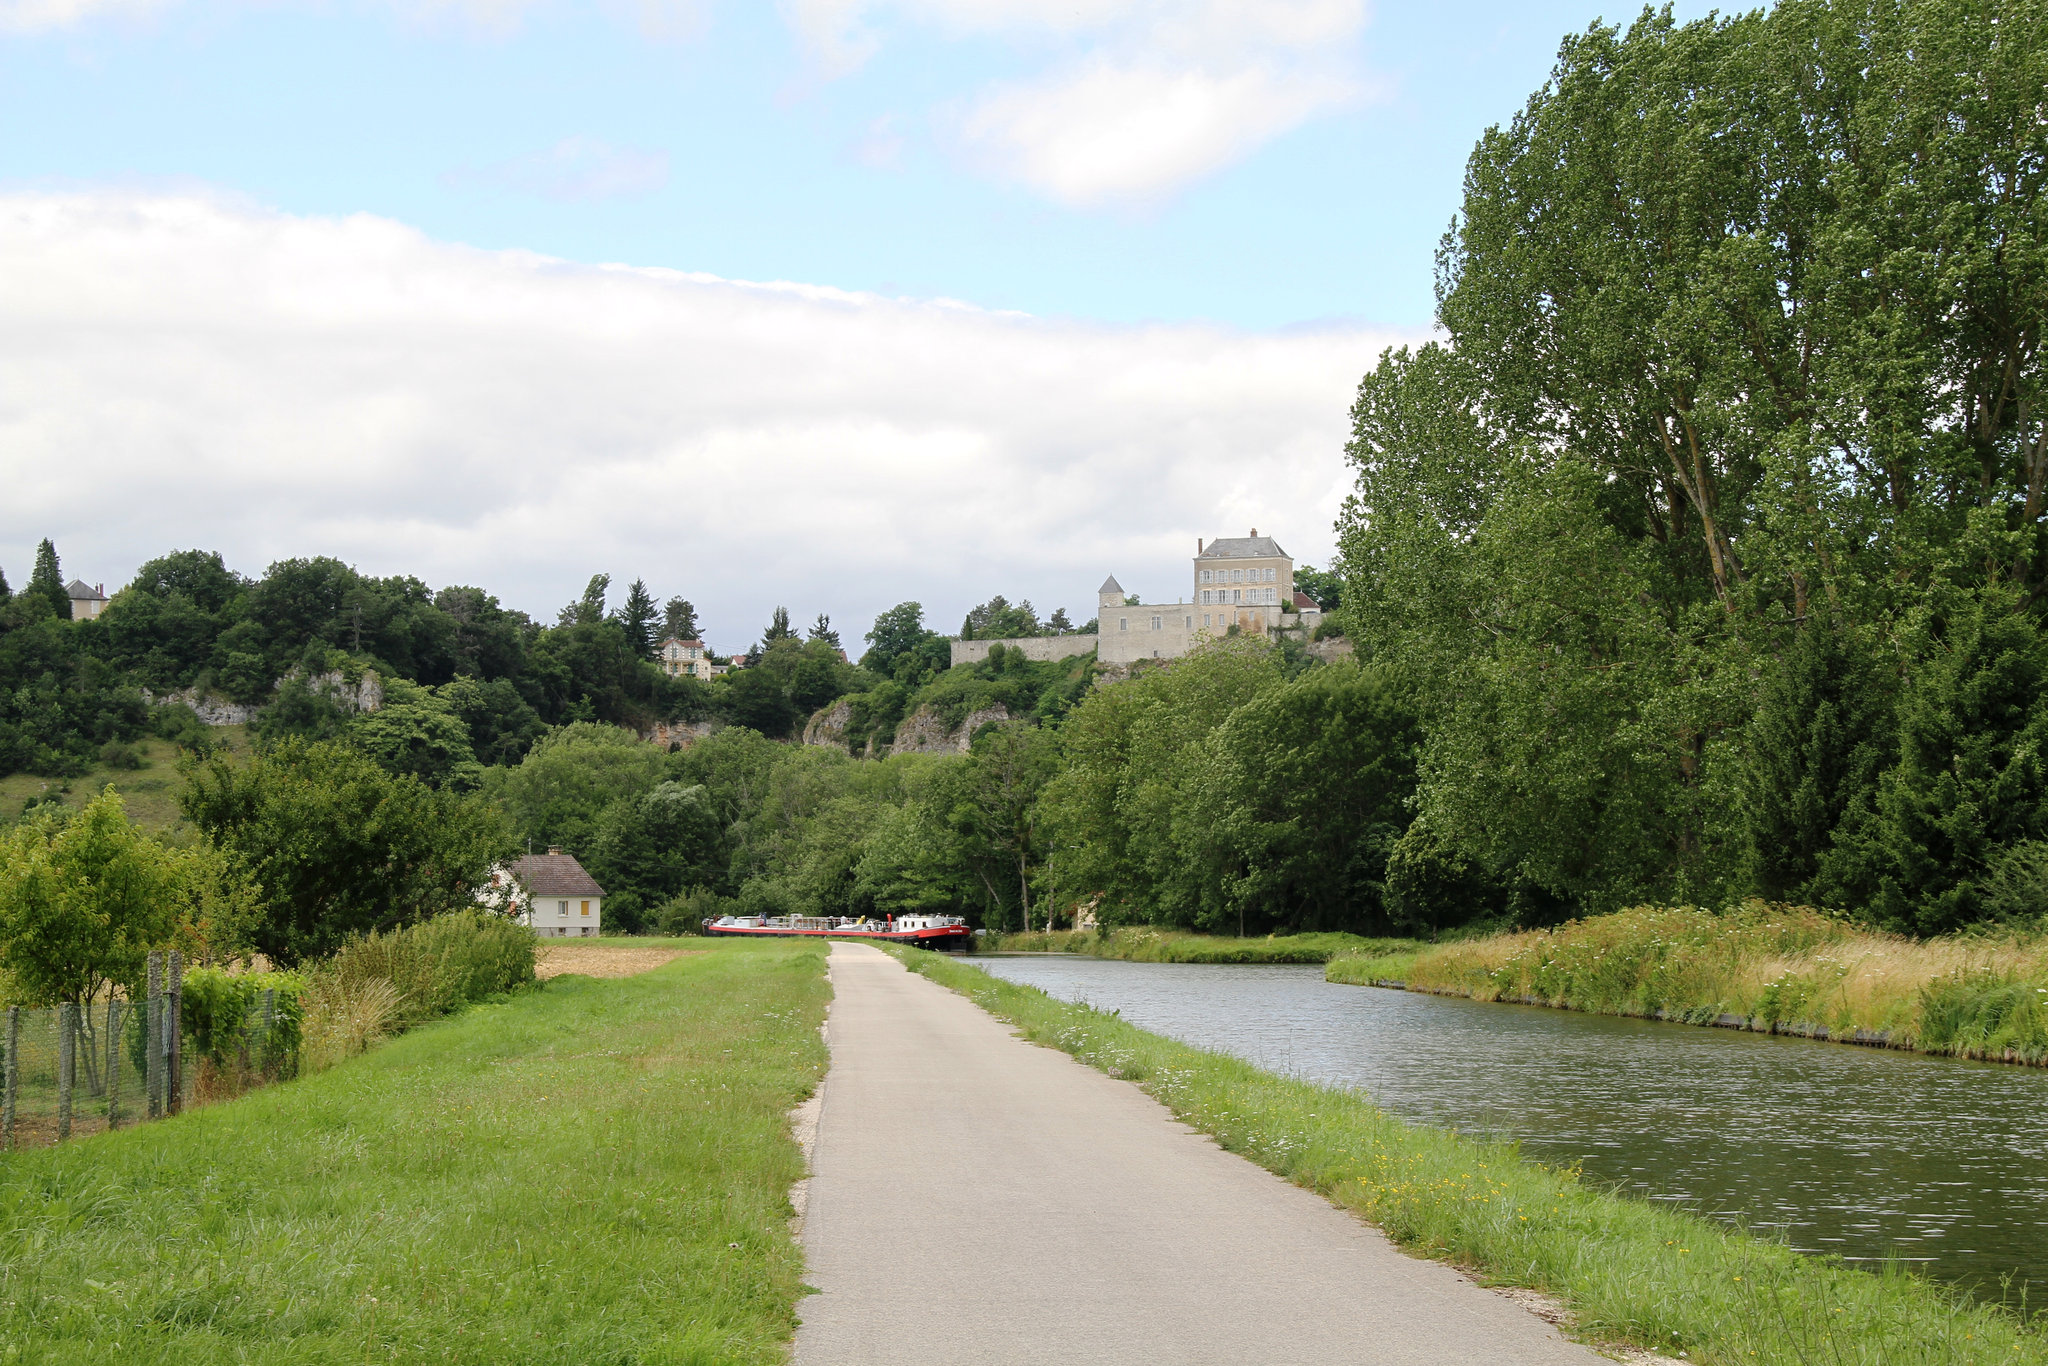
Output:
974,957,2048,1303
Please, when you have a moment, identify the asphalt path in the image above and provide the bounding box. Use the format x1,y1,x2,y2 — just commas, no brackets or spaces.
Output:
793,942,1610,1365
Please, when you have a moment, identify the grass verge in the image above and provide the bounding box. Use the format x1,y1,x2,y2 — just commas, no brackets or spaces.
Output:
982,928,1418,964
889,947,2044,1366
1333,903,2048,1065
0,938,828,1365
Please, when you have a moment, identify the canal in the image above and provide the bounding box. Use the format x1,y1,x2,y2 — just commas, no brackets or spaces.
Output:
973,956,2048,1303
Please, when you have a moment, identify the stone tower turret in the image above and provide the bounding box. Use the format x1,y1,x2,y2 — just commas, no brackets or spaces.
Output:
1097,575,1125,614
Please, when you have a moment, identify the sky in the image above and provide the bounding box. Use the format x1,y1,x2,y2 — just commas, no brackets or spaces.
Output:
0,0,1710,654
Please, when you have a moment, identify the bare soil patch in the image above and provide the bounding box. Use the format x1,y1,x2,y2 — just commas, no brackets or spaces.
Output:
535,944,701,980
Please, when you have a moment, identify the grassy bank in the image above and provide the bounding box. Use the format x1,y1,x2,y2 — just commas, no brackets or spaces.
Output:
0,939,828,1365
982,927,1418,964
1326,904,2048,1064
890,947,2042,1366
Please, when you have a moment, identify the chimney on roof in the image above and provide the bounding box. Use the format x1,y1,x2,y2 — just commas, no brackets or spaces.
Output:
1250,528,1257,537
1197,538,1204,553
546,846,562,856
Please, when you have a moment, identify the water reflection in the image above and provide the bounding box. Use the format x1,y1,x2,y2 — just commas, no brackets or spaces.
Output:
973,957,2048,1302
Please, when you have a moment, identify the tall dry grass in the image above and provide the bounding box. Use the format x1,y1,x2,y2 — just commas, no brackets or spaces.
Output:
1389,902,2048,1062
299,975,401,1072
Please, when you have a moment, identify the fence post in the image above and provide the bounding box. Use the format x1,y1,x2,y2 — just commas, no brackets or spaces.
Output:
260,988,276,1075
146,951,163,1120
3,1005,16,1149
57,1002,76,1141
105,999,123,1131
167,950,183,1116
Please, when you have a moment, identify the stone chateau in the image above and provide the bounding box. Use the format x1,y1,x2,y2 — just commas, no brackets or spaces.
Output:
950,531,1324,668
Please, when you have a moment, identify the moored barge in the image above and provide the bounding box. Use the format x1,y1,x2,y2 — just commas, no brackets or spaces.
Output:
703,913,972,950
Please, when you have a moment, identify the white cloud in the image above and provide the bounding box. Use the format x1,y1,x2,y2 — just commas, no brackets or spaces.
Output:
958,59,1356,207
0,192,1404,650
786,0,1376,205
0,0,160,30
444,137,671,203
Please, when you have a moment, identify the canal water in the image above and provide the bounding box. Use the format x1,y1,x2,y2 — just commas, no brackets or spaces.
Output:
973,957,2048,1302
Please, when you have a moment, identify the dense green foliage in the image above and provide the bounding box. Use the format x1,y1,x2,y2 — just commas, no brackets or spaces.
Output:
181,740,512,965
898,950,2045,1366
1340,0,2048,935
0,789,253,1005
313,908,538,1030
0,942,827,1364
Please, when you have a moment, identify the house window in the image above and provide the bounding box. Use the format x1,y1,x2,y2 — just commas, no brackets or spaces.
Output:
1151,616,1162,631
581,900,591,916
558,900,569,916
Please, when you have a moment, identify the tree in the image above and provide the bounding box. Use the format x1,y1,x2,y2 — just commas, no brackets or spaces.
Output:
721,664,801,739
29,539,68,620
0,563,10,604
1291,565,1342,612
809,614,841,649
560,574,609,628
350,680,482,789
182,739,511,965
662,596,700,642
960,595,1040,641
762,606,797,644
955,723,1061,930
478,721,666,855
862,602,948,682
0,790,232,1007
1046,607,1074,634
617,578,658,660
585,781,725,932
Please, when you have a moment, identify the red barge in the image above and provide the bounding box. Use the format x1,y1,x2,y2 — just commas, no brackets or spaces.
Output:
703,913,972,950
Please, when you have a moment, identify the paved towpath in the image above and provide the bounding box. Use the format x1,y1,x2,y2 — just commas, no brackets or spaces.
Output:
793,942,1610,1365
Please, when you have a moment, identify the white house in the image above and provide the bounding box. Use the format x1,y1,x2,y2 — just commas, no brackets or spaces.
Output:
482,848,605,937
658,636,717,682
65,579,108,621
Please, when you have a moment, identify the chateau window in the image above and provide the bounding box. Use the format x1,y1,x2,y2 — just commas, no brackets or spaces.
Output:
1151,616,1162,631
1184,617,1192,629
1119,618,1128,631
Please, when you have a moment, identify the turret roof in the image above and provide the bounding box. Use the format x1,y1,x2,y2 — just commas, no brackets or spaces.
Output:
1098,575,1124,594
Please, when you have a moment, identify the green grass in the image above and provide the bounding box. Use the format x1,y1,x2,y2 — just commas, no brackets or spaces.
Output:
889,948,2045,1366
0,938,828,1365
982,928,1419,964
1325,950,1421,984
0,726,250,830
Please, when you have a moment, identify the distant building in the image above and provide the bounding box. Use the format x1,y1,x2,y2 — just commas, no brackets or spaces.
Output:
65,580,107,621
951,529,1318,667
658,636,716,682
483,848,605,938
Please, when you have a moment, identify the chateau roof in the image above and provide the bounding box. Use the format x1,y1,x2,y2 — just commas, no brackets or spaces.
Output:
1098,575,1124,594
64,579,105,601
509,852,605,897
1198,535,1288,561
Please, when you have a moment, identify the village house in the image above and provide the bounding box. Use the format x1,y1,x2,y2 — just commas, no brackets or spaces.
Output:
65,579,108,621
658,636,717,682
482,848,605,937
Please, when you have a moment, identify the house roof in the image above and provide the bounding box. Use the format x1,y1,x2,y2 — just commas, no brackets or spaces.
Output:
64,579,106,601
509,853,605,897
1293,590,1322,610
660,637,704,648
1197,535,1288,561
1098,575,1124,594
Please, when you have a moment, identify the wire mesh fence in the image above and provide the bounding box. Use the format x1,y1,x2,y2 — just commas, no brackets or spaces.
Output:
1,950,296,1151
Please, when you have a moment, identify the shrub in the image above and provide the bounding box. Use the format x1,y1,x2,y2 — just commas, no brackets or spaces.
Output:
654,886,731,935
315,909,537,1032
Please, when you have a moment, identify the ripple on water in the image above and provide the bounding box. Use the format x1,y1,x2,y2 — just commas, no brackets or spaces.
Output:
974,956,2048,1304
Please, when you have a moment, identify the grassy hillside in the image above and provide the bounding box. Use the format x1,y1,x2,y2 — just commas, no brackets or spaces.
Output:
0,725,249,830
0,938,828,1365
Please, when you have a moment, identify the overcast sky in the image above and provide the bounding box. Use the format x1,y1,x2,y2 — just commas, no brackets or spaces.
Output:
0,0,1710,654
